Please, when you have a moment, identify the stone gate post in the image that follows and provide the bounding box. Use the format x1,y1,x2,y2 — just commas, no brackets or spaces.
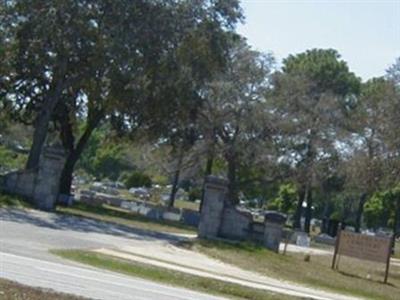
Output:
198,176,228,239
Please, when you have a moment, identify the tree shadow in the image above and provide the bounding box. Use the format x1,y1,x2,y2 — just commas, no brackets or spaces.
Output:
0,208,191,244
337,270,398,288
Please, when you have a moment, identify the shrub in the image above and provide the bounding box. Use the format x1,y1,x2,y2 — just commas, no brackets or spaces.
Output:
188,187,202,202
124,171,152,188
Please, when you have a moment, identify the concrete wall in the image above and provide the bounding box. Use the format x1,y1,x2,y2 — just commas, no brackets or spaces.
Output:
219,207,251,240
1,146,66,211
198,177,228,239
198,176,253,241
198,176,286,252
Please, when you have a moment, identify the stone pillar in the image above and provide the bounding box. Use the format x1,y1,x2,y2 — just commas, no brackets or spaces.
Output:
33,146,66,211
264,211,287,252
198,176,228,239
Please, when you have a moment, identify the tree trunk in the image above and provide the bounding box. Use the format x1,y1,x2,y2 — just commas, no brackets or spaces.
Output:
25,80,66,169
321,199,331,234
168,150,184,208
226,151,238,204
391,196,400,254
304,186,312,234
355,193,367,233
59,151,79,195
393,195,400,237
293,187,305,230
200,154,214,212
26,61,67,170
168,168,180,208
58,113,102,195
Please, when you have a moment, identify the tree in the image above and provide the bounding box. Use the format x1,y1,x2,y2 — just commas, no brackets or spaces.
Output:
272,49,360,233
346,77,399,232
1,0,111,169
387,57,400,86
198,38,274,203
2,0,244,197
364,185,400,238
267,183,297,214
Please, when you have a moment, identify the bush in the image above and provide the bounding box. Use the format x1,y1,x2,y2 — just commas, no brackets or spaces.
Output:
124,171,152,188
188,187,202,202
0,145,26,171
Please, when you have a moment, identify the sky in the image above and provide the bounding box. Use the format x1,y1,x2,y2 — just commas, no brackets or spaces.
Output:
237,0,400,81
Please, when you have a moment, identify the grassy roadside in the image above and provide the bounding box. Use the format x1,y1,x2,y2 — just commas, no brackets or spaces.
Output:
394,242,400,259
0,193,32,209
52,249,302,300
0,278,88,300
57,202,196,235
183,239,400,300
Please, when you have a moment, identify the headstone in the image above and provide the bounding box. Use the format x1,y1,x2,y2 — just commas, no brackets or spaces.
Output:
264,211,287,252
296,232,310,247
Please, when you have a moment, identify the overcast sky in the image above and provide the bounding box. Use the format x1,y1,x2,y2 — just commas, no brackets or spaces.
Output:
237,0,400,81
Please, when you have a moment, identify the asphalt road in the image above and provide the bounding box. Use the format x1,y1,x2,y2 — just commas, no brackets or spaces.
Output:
0,208,364,300
1,251,225,300
0,208,225,300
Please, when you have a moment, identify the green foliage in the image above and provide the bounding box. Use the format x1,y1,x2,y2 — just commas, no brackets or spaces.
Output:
282,48,360,96
0,193,32,208
77,127,132,180
0,145,26,170
364,194,385,229
364,185,400,229
91,144,127,181
152,174,169,186
77,129,103,174
188,187,202,202
267,183,297,214
124,171,152,189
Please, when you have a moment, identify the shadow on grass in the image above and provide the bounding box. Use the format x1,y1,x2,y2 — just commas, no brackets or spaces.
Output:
336,270,398,288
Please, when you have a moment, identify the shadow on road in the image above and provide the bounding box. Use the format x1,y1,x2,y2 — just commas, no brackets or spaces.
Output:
0,208,191,244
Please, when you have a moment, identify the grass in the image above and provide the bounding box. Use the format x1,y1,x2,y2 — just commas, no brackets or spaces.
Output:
182,239,400,300
0,193,32,208
52,249,302,300
394,241,400,259
0,278,88,300
174,199,200,211
57,202,196,235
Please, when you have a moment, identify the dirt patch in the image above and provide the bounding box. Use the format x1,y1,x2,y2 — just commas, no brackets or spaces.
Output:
0,278,88,300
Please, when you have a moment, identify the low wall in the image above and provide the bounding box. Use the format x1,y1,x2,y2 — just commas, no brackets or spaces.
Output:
219,207,252,240
198,176,286,252
0,146,66,211
78,190,200,227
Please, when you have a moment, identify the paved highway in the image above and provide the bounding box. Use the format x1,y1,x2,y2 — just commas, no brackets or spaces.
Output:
1,251,225,300
0,208,225,300
0,208,364,300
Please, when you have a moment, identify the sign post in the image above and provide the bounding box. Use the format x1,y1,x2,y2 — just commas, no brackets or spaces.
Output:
331,231,392,283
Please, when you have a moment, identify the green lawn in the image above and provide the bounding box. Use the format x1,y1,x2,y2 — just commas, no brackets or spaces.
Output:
52,249,302,300
183,239,400,300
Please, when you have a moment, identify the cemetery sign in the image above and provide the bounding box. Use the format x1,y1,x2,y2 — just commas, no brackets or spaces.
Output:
331,230,392,283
